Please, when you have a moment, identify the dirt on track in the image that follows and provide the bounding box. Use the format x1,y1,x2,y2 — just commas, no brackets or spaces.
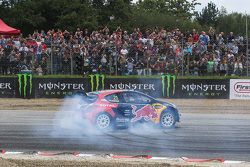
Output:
1,98,250,114
1,154,245,167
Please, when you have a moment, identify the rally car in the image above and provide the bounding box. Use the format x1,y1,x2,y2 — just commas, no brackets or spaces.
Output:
78,90,180,130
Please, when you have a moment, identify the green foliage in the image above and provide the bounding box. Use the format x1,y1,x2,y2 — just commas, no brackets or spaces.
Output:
0,0,249,36
217,12,249,35
136,0,199,19
195,1,219,27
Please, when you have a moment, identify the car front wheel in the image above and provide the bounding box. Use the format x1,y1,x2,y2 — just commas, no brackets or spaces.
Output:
160,111,176,128
96,113,113,130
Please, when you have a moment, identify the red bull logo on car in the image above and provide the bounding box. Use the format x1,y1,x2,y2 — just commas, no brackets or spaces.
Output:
131,105,158,122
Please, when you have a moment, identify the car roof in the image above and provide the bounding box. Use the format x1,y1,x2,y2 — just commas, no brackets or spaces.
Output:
91,89,122,96
91,89,154,99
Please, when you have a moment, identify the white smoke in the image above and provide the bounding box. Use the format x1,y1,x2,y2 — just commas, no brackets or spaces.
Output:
50,94,166,145
51,95,101,139
129,122,163,135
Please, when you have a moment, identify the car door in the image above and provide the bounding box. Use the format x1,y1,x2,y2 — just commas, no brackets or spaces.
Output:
120,91,156,123
104,93,131,126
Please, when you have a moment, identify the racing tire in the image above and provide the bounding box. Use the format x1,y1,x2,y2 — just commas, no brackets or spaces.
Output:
95,112,113,131
160,111,176,128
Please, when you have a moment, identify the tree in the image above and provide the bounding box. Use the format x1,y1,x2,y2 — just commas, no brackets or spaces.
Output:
217,12,249,36
196,1,219,26
136,0,200,19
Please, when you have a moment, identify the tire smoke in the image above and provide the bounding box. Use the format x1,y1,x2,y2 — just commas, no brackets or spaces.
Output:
51,95,101,139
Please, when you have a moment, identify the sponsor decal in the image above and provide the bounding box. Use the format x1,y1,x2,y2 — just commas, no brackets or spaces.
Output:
109,83,155,91
230,79,250,99
234,82,250,93
182,84,226,92
181,82,227,97
0,83,12,90
0,81,14,97
161,74,176,97
38,82,85,91
131,105,158,122
36,79,85,97
17,74,33,98
89,74,105,92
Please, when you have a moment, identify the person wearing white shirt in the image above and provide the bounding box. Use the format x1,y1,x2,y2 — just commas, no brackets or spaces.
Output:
120,47,128,56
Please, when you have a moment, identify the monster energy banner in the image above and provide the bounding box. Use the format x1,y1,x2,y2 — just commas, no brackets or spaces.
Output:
34,78,87,98
88,74,173,98
17,74,33,98
176,79,229,99
86,74,229,99
0,77,16,98
0,75,230,99
161,74,176,98
89,74,105,92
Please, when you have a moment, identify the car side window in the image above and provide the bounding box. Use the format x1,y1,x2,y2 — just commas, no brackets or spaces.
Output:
122,92,137,103
122,92,152,104
105,94,120,103
139,94,152,104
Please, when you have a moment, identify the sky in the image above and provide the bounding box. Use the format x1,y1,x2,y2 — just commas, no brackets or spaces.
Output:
188,0,250,14
132,0,250,14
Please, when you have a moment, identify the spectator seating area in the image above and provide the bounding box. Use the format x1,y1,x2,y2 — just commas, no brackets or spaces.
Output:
0,27,248,76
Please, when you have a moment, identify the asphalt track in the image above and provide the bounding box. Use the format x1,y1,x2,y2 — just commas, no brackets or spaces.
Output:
0,105,250,161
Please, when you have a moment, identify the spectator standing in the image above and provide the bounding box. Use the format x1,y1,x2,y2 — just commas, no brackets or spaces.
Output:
100,54,108,73
135,60,144,75
36,65,43,75
207,58,215,75
219,60,228,76
1,50,9,75
126,58,134,75
234,59,243,76
199,31,210,53
36,39,43,63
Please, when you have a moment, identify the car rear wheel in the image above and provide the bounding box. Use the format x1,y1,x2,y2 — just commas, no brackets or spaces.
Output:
160,111,176,128
96,113,113,130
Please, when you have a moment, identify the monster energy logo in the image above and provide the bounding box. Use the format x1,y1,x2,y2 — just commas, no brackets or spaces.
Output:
89,74,105,92
161,74,176,97
17,74,33,97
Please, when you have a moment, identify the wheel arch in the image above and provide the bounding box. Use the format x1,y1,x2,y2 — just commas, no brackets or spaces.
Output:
161,107,180,122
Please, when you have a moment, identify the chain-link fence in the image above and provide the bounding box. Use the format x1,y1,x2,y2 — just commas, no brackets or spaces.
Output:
40,41,250,77
0,39,249,77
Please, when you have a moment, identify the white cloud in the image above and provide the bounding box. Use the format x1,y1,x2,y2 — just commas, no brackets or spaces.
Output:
133,0,250,14
191,0,250,14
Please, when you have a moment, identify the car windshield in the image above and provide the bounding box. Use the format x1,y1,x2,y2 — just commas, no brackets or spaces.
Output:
85,93,98,103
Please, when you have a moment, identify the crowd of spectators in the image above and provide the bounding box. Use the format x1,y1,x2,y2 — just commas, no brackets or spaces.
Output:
0,26,249,76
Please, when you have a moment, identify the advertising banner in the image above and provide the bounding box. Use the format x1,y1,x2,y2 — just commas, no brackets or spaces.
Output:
176,79,229,99
16,74,34,98
230,79,250,99
0,75,230,99
87,74,176,98
0,77,16,98
34,78,88,98
86,74,229,99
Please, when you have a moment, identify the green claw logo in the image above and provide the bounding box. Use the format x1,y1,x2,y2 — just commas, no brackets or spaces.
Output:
89,74,105,92
17,74,33,97
161,74,176,97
